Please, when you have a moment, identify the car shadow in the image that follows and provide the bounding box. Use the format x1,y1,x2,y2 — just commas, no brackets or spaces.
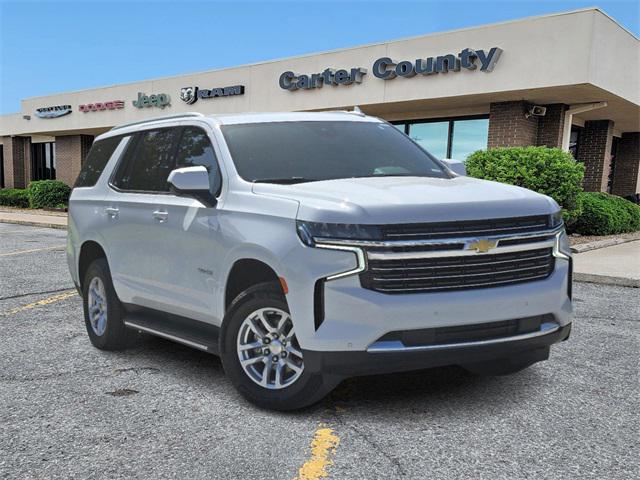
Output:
124,333,543,415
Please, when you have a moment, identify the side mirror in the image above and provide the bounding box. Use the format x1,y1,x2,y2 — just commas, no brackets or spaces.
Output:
167,166,217,207
441,158,466,176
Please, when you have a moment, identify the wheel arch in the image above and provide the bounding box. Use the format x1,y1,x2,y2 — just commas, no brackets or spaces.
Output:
78,240,108,290
224,258,283,311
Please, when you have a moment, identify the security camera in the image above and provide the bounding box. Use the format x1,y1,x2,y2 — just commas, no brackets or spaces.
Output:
525,105,547,118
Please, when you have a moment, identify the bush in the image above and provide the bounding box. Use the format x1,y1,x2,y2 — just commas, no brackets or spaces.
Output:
0,188,30,208
465,147,585,224
572,192,640,235
27,180,71,209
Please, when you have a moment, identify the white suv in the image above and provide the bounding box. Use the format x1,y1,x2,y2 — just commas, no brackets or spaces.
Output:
67,111,573,410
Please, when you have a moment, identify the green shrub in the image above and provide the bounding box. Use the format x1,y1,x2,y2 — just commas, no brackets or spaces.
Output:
27,180,71,209
465,147,585,224
0,188,30,208
572,192,640,235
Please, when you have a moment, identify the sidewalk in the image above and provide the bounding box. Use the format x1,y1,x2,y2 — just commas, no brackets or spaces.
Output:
573,240,640,288
0,209,67,229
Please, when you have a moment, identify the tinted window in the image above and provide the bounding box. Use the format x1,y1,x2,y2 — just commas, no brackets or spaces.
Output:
112,128,180,192
175,127,221,195
409,122,449,159
450,118,489,160
221,121,448,183
74,136,120,187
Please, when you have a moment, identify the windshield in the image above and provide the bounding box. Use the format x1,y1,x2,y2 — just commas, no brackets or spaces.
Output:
220,121,450,183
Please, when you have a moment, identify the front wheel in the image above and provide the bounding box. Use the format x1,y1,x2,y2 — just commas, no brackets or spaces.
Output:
220,282,339,411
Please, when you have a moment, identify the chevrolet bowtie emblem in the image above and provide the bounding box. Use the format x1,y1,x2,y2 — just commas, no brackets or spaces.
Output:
466,238,498,253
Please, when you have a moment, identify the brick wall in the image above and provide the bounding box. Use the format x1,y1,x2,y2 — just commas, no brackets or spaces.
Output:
1,136,30,189
536,104,566,148
488,101,539,148
55,135,94,186
488,101,568,150
611,132,640,197
577,120,615,192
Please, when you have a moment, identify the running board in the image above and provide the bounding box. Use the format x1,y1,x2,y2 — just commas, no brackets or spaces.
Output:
122,305,220,355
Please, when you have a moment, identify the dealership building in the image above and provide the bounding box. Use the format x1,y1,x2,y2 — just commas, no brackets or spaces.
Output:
0,8,638,195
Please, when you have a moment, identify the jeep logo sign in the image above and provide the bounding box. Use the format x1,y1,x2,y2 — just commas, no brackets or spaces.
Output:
133,92,171,109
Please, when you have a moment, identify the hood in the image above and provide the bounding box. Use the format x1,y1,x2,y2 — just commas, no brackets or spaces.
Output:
252,176,557,224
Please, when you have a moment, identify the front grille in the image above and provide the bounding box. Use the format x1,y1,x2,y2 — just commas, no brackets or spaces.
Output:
380,215,549,240
376,314,553,347
361,247,555,293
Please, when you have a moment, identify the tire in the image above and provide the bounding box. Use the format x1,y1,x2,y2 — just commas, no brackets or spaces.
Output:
220,282,340,411
462,347,549,376
82,258,131,351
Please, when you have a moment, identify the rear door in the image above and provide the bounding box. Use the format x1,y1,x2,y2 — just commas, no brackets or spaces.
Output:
101,127,182,308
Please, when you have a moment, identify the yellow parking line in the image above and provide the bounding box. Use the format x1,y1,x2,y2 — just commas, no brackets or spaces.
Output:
295,424,340,480
1,290,78,316
0,245,66,257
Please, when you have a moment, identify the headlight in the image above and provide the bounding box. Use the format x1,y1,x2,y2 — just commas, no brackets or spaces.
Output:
296,221,381,247
550,210,564,229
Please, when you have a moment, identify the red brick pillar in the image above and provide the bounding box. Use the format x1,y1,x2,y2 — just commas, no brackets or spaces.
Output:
611,132,640,197
1,136,31,189
488,101,539,148
536,104,567,148
577,120,615,192
55,135,94,186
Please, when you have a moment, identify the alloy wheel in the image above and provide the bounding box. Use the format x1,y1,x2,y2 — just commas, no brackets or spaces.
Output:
87,277,108,336
236,308,304,389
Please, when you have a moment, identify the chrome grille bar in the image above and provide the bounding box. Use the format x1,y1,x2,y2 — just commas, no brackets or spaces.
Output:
368,252,552,271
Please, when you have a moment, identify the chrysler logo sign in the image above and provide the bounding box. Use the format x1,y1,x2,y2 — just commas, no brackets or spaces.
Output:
35,105,72,118
179,85,245,104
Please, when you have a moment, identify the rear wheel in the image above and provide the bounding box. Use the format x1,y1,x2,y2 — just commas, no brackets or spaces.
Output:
221,282,339,411
82,258,131,350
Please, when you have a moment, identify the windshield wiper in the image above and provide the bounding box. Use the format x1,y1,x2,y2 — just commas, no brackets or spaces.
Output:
253,177,318,184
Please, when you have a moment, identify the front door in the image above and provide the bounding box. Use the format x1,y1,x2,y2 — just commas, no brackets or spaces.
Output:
138,125,225,324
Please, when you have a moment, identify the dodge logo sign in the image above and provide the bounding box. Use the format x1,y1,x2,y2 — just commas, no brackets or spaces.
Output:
79,100,125,112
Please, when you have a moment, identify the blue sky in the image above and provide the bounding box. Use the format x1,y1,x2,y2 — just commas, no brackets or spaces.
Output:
1,0,638,114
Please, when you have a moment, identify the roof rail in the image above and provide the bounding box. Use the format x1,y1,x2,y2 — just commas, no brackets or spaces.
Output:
110,112,205,131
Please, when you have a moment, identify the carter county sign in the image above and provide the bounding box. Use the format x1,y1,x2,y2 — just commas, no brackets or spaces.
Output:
279,47,502,91
35,105,72,118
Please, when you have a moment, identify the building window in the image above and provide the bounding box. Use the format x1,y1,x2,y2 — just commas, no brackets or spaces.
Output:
31,142,56,180
393,116,489,159
569,125,582,159
0,146,4,188
607,136,620,193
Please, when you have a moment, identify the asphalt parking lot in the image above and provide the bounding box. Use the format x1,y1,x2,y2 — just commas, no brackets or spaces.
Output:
0,222,638,480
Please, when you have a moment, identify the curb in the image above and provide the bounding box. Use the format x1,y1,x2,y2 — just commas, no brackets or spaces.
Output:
571,237,639,253
575,273,640,288
0,219,67,230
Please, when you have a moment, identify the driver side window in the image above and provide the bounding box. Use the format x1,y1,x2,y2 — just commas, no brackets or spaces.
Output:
174,127,222,196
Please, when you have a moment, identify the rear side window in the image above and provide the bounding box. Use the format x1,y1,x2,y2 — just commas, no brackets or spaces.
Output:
74,136,121,188
174,127,221,196
112,128,181,192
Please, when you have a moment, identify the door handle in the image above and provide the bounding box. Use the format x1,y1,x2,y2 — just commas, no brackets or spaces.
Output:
105,207,119,218
152,210,169,222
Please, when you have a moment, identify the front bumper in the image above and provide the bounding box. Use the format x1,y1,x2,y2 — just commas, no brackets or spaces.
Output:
303,322,571,377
